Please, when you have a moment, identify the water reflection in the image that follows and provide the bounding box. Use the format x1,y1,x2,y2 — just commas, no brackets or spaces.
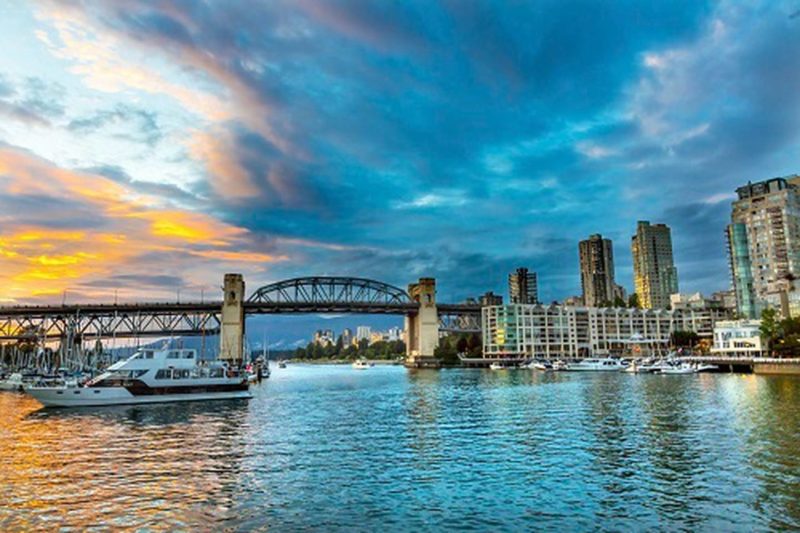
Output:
0,368,799,531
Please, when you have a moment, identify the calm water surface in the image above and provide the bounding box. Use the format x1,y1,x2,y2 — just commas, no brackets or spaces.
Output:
1,366,799,531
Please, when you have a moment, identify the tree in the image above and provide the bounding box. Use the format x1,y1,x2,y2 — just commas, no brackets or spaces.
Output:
760,308,781,355
670,330,699,349
613,296,626,308
627,293,640,309
456,336,468,354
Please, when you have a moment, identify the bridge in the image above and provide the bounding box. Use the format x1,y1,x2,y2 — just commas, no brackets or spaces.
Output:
0,275,481,367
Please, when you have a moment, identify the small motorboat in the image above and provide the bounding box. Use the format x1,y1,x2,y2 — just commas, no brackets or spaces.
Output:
0,373,26,392
490,360,519,370
658,362,697,375
552,360,569,371
529,361,553,371
278,361,287,369
694,364,718,373
352,359,371,370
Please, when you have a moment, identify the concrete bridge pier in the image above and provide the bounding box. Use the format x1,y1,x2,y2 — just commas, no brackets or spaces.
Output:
219,273,245,364
405,278,440,368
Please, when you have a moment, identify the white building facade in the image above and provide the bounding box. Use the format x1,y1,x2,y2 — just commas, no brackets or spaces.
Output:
711,320,765,356
482,304,727,359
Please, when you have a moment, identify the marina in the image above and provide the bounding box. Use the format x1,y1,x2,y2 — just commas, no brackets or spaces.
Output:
1,365,799,530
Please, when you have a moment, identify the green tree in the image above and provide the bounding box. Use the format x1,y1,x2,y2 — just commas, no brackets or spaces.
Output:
760,308,781,355
613,296,626,308
670,330,699,349
456,336,468,354
627,293,640,309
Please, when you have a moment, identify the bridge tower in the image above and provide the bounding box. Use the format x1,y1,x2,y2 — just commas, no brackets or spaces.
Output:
220,273,245,363
405,278,440,368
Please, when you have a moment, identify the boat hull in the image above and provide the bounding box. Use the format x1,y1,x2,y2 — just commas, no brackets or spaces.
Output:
27,386,252,408
566,367,623,372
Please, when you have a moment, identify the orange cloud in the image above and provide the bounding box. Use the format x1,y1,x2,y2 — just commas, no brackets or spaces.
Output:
0,145,286,303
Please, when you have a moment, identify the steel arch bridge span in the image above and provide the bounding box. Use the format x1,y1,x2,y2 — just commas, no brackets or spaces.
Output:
247,277,413,307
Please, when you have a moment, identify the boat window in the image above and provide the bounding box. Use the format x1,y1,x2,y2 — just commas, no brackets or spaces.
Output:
155,369,172,379
144,351,154,359
183,352,194,359
167,351,181,359
210,368,225,378
173,369,191,379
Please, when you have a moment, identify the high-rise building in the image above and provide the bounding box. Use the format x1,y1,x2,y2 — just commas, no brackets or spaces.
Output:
340,328,353,347
727,176,800,318
631,221,678,309
479,291,503,306
356,326,371,342
579,234,617,307
313,329,335,346
508,267,538,304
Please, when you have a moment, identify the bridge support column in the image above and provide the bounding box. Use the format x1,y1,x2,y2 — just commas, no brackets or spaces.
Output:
220,273,245,364
405,278,440,368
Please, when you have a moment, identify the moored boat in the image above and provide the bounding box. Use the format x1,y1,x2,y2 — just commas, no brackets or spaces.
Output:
565,358,626,372
26,348,251,408
694,364,718,373
352,359,371,369
0,373,26,392
489,361,516,370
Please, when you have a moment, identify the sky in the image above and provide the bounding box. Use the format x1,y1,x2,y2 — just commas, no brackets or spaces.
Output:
1,0,800,325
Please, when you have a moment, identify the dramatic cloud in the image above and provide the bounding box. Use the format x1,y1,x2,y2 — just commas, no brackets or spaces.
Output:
1,0,799,306
0,144,286,302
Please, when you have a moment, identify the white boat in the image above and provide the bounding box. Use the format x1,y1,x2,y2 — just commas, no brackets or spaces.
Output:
352,359,371,369
659,363,697,375
565,358,626,372
26,348,251,408
528,361,553,371
623,360,643,373
694,364,718,373
278,361,287,369
0,373,26,392
552,360,569,371
489,361,515,370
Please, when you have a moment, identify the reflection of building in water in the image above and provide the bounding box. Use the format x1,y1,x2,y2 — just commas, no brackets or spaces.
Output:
482,304,726,358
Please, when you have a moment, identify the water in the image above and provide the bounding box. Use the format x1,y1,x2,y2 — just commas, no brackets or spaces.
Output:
1,366,799,531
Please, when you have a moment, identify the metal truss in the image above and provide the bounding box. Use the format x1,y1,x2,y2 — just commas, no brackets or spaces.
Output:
0,303,221,341
438,304,482,333
0,283,485,341
248,277,411,305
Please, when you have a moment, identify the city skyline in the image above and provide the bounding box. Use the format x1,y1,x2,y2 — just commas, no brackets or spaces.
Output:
1,2,800,306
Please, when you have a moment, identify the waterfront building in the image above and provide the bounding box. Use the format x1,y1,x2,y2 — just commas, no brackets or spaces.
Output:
579,234,618,307
482,303,720,359
508,267,538,304
727,176,800,318
711,319,765,356
631,221,679,309
356,326,371,342
562,295,584,306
